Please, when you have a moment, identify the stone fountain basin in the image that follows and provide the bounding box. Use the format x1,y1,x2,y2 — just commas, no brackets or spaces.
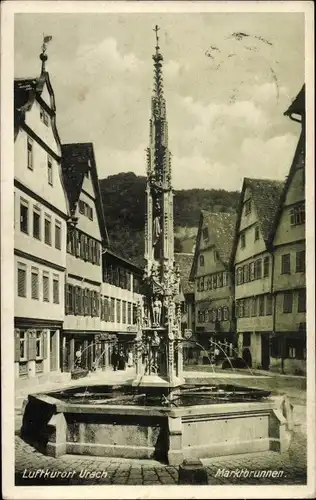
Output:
21,383,292,466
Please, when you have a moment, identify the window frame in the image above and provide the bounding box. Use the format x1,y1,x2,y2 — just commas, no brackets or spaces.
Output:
43,271,50,302
47,155,53,186
199,254,205,267
44,214,52,246
296,250,305,273
254,225,260,241
281,253,291,275
31,267,39,300
240,232,246,249
283,291,293,313
297,289,306,313
55,220,62,250
17,262,27,298
53,274,60,304
27,136,33,170
20,198,29,234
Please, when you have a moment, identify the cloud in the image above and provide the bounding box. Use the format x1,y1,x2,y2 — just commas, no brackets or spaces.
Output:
76,37,144,75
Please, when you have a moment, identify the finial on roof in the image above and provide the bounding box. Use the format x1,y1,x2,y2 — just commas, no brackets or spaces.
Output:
153,25,160,53
40,34,52,73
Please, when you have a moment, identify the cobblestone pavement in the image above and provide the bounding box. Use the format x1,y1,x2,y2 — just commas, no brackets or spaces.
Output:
15,428,306,486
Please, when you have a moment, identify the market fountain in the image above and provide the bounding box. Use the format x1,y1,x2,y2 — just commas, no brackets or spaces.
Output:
21,26,292,465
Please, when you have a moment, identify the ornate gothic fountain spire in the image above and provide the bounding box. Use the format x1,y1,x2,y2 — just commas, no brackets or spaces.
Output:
133,26,183,390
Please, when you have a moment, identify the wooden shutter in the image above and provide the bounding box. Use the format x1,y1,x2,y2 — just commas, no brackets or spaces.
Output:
14,329,20,362
65,284,69,314
42,330,48,359
27,329,36,360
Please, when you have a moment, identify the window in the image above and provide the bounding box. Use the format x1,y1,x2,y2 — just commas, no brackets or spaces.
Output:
199,255,204,266
202,227,209,242
44,215,51,245
43,272,49,302
54,221,61,250
20,332,27,360
212,274,217,289
217,273,223,288
250,262,255,281
128,302,132,324
290,203,305,226
254,225,260,241
88,206,93,221
53,275,59,304
244,299,250,318
200,277,204,291
223,307,229,321
223,272,228,286
298,289,306,313
281,254,291,274
27,137,33,170
20,200,28,234
243,332,251,347
205,309,209,323
217,308,222,322
263,256,269,277
244,199,251,215
35,331,42,358
79,200,85,214
243,264,249,283
296,250,305,273
238,299,244,318
40,107,49,126
240,232,246,248
254,259,262,279
31,267,39,300
116,299,121,323
214,250,219,261
251,296,257,317
259,295,265,316
266,294,273,316
212,309,217,322
85,169,89,179
33,208,41,240
17,263,27,297
237,267,243,285
122,301,127,324
283,292,293,313
47,155,53,186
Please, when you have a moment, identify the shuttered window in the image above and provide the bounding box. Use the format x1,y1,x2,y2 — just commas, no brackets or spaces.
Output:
31,267,39,300
17,263,27,297
20,331,27,360
55,221,61,250
53,275,59,304
35,331,43,358
43,272,49,302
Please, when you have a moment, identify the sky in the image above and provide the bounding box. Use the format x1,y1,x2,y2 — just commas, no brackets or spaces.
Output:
14,12,305,190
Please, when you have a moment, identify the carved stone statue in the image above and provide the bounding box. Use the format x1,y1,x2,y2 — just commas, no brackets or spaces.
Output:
152,199,162,260
152,296,162,326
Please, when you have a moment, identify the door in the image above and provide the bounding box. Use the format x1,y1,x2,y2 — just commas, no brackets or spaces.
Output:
261,333,270,370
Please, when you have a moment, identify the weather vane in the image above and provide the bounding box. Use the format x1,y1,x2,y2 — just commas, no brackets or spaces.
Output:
153,25,160,48
41,34,53,55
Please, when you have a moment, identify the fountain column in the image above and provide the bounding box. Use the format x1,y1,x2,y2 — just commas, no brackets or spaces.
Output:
132,25,184,390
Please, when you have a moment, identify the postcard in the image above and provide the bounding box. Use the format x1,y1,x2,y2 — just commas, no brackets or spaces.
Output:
1,1,315,499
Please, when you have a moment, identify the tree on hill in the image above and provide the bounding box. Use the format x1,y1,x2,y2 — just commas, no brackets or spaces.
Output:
99,172,240,263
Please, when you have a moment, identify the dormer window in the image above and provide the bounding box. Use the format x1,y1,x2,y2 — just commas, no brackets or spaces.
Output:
47,155,53,186
40,107,49,126
199,255,205,266
244,199,251,215
202,227,209,242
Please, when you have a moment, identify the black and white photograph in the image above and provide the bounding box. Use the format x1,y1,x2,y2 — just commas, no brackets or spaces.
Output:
1,1,315,499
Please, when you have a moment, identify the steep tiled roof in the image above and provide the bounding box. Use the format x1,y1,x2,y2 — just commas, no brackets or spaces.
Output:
174,253,194,294
61,143,92,213
61,143,109,244
202,211,237,264
284,85,305,117
189,211,237,280
244,178,284,243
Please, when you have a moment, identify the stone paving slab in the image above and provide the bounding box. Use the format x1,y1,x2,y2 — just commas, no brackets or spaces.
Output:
14,428,307,486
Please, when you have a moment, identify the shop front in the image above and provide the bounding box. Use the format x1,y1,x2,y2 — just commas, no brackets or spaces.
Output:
14,319,62,384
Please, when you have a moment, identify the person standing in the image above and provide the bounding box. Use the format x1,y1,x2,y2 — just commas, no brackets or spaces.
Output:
111,346,119,371
75,346,82,368
127,350,134,367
